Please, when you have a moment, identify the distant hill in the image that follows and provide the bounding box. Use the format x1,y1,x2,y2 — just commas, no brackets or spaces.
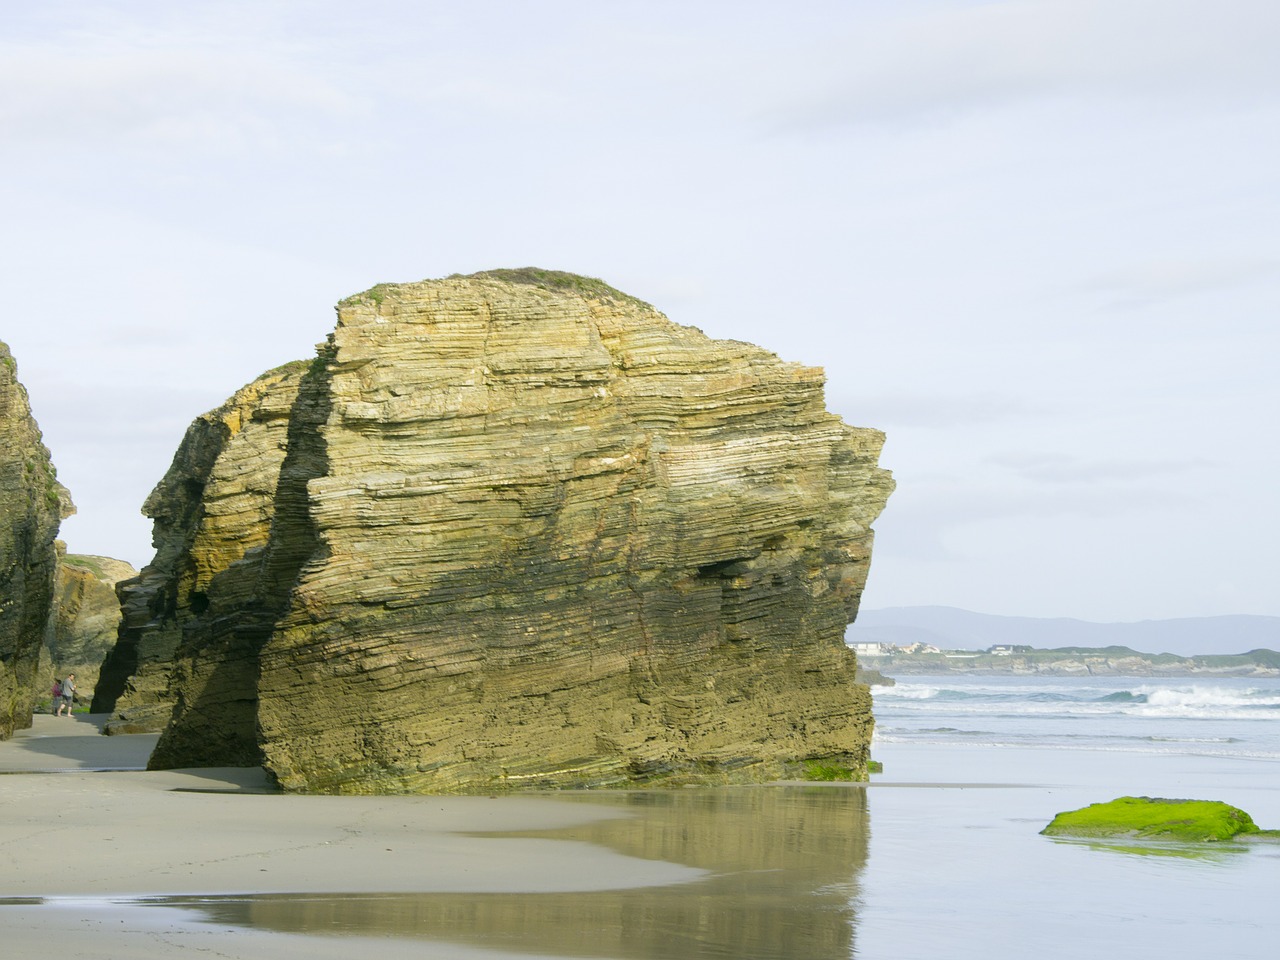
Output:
846,606,1280,658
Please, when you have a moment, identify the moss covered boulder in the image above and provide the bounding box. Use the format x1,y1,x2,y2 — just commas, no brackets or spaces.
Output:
1042,796,1265,842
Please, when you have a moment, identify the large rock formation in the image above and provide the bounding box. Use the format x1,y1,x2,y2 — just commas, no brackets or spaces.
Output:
135,270,892,792
49,553,138,694
92,362,308,733
0,341,72,737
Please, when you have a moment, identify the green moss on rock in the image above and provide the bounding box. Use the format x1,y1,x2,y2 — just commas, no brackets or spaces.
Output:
1042,796,1261,842
462,267,654,310
802,760,859,782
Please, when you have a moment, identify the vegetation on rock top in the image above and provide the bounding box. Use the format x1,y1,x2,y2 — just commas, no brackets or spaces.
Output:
339,269,655,314
462,267,653,309
62,554,109,578
338,282,394,306
258,359,312,381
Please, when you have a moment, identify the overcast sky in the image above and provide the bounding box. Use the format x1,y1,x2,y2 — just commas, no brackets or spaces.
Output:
3,1,1277,623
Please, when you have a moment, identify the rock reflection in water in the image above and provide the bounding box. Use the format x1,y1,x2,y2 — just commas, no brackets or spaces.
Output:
153,786,868,959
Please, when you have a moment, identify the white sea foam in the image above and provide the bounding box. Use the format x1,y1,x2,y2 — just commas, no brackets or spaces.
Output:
873,684,943,700
876,679,1280,719
1137,685,1280,712
871,674,1280,761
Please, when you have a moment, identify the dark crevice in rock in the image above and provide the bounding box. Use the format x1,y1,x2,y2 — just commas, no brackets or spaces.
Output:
148,347,333,771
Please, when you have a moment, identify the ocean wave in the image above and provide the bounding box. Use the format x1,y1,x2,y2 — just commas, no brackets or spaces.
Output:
1139,685,1280,710
1098,691,1148,703
883,699,1278,722
874,684,1054,703
873,684,944,700
876,681,1280,720
872,732,1280,760
878,726,994,737
871,677,1280,761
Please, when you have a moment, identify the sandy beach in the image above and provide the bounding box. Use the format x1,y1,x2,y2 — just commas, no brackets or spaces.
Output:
0,714,716,958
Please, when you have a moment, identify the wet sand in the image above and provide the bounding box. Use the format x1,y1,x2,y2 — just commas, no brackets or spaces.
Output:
0,714,712,958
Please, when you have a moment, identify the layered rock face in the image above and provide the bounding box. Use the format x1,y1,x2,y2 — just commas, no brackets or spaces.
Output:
92,363,307,733
0,342,71,737
145,271,893,792
49,553,138,693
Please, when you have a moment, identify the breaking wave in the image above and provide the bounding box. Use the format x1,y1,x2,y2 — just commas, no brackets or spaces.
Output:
875,681,1280,720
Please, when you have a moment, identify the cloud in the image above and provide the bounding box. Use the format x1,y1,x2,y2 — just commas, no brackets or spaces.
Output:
828,391,1052,429
1077,257,1280,310
30,383,214,444
0,20,363,154
762,0,1280,130
986,451,1211,484
93,326,190,349
869,471,1195,569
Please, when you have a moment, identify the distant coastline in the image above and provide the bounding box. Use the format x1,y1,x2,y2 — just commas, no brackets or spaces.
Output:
845,606,1280,661
852,643,1280,678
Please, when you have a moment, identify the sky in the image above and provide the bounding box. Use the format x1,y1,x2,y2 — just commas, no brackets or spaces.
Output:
2,1,1277,624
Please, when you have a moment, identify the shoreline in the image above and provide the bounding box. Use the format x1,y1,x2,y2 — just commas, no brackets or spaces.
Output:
0,715,712,958
0,715,708,899
0,715,880,958
1,716,1003,901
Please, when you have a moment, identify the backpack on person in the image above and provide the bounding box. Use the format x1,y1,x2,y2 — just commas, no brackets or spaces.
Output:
52,680,62,698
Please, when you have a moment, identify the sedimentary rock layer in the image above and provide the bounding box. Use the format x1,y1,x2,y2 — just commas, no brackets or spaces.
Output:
93,363,307,733
50,553,137,692
0,342,71,738
145,271,893,791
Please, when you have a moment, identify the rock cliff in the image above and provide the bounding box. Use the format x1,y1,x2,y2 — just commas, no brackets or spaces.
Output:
137,270,892,791
92,363,308,733
49,553,138,694
0,341,72,737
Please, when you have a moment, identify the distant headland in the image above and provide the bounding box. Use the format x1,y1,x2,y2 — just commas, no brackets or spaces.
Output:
851,642,1280,678
847,605,1279,659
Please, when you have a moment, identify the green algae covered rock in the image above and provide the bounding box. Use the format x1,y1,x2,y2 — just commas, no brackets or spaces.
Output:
1042,796,1262,842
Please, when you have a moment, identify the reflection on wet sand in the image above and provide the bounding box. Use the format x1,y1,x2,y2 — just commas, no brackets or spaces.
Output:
149,786,868,959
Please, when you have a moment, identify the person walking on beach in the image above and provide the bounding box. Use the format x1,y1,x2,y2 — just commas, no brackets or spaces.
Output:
55,674,76,717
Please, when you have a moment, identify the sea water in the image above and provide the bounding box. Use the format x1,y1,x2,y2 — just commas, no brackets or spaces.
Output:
859,674,1280,960
871,673,1280,760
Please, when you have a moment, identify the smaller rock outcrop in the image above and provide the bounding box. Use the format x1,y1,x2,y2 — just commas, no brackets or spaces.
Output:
0,341,72,737
49,551,137,695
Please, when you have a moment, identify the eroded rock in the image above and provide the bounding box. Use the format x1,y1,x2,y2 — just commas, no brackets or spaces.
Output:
0,342,72,737
92,362,308,733
135,270,892,791
50,552,137,694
